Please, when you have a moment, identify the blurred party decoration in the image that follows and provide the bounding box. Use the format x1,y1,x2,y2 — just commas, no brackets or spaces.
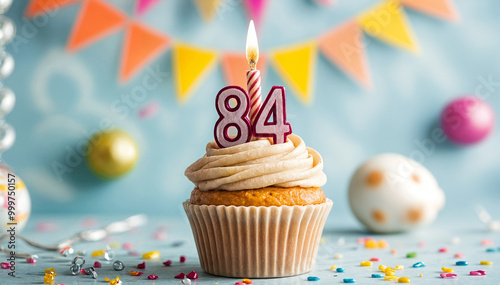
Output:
173,43,218,103
358,0,417,52
0,166,31,232
348,153,445,233
194,0,222,22
24,0,78,18
319,21,371,87
243,0,268,31
138,101,159,119
0,88,14,117
135,0,160,16
67,0,126,52
0,50,13,80
0,16,15,46
270,41,316,104
25,0,458,102
120,21,170,82
86,130,139,179
440,97,494,145
221,53,267,90
400,0,458,22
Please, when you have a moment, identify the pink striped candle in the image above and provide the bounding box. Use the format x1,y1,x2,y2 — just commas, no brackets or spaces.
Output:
246,69,262,125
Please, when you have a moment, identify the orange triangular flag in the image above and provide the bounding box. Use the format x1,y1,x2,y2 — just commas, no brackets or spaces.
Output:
194,0,222,21
120,22,170,82
67,0,127,52
221,53,267,88
319,21,371,87
400,0,458,22
25,0,81,18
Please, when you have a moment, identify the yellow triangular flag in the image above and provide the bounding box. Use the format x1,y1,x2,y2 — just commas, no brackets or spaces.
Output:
194,0,222,22
270,41,316,104
173,43,217,103
358,0,417,52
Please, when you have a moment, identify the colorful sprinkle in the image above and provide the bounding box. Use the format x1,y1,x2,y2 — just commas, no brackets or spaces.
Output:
330,265,336,270
438,247,448,253
454,253,464,258
307,276,320,281
442,267,454,273
334,253,343,259
379,265,386,271
372,274,384,278
91,250,106,257
1,262,11,269
406,252,417,258
130,271,144,276
418,242,426,247
391,249,397,255
419,274,423,277
186,271,198,279
440,273,457,278
104,276,121,285
122,242,134,250
383,267,394,273
175,273,186,279
456,261,468,266
486,248,496,252
412,262,425,268
395,265,404,270
370,257,380,262
360,261,372,266
108,243,120,248
163,260,172,266
242,278,253,284
180,255,187,263
343,278,355,283
336,268,345,272
481,239,493,245
153,231,167,240
378,240,389,248
480,261,493,265
26,258,36,263
384,276,398,280
148,275,159,280
128,250,139,256
398,277,410,283
470,270,486,276
365,240,378,249
142,250,160,259
385,270,396,276
137,262,146,269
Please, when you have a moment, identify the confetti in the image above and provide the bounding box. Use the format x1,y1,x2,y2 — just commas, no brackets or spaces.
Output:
395,265,404,270
456,261,468,266
370,257,380,262
122,242,134,250
108,243,120,248
1,262,11,269
137,262,146,269
186,271,199,279
412,262,425,268
406,252,417,258
442,267,454,273
378,240,389,248
391,249,397,255
334,253,343,259
379,265,386,270
385,270,396,276
130,271,144,276
26,258,36,263
148,275,159,280
104,276,121,285
360,261,372,266
175,273,186,279
419,274,423,277
454,253,464,258
336,268,345,273
365,240,378,249
418,242,426,247
93,261,102,268
438,247,448,253
470,270,486,276
163,260,173,266
153,231,167,240
440,273,457,278
481,239,493,245
343,278,355,283
142,250,160,259
36,221,58,232
398,277,410,283
480,261,493,265
242,278,253,284
139,101,159,118
91,250,106,257
180,255,187,263
384,276,398,280
486,248,496,252
307,276,320,281
129,250,140,256
330,265,336,270
372,273,384,278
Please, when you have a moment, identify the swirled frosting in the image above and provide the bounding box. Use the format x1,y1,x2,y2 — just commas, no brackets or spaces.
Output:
185,134,327,191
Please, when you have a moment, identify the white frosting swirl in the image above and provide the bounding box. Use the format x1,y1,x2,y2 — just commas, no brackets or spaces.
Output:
185,134,327,191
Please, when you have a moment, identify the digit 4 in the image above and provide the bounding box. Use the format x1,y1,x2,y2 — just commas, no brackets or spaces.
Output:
253,86,292,144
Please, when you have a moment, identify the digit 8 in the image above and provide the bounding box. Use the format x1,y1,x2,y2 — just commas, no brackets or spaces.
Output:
214,86,252,148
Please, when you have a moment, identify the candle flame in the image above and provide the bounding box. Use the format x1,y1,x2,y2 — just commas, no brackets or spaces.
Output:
246,20,259,70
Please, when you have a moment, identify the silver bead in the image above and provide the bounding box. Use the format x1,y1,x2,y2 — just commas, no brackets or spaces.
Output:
0,122,14,152
0,88,14,117
112,260,124,271
0,51,13,79
0,0,12,14
0,16,14,45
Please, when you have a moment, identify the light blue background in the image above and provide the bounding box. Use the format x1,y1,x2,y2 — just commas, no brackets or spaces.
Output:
3,0,500,224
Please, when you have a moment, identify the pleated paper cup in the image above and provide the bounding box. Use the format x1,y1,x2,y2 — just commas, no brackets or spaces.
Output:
183,199,333,278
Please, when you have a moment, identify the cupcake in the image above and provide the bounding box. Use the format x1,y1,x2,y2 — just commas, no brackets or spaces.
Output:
184,134,332,278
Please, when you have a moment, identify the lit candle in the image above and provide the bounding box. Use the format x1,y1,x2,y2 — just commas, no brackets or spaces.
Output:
245,20,262,130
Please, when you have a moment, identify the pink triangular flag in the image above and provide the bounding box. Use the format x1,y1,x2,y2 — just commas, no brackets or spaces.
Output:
135,0,160,15
243,0,268,31
319,21,371,87
400,0,459,22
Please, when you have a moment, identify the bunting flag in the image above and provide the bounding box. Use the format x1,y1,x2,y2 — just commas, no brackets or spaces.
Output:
25,0,81,18
221,53,267,88
120,22,170,82
135,0,160,15
67,0,127,52
270,42,316,104
173,43,218,103
400,0,458,22
319,21,371,87
194,0,222,22
243,0,268,31
358,0,417,52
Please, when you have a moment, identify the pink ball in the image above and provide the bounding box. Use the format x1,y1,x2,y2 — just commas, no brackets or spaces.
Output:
441,97,495,144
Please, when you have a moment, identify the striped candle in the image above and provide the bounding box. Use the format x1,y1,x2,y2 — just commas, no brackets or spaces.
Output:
246,69,262,125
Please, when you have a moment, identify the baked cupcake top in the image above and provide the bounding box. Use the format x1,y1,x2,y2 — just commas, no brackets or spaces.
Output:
185,134,327,191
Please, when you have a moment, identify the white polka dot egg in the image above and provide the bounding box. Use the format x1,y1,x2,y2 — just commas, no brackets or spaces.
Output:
348,153,445,233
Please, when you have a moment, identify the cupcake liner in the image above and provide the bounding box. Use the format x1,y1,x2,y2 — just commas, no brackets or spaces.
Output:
183,199,333,278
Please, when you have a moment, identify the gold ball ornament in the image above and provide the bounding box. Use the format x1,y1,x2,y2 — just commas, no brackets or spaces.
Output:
86,130,139,179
